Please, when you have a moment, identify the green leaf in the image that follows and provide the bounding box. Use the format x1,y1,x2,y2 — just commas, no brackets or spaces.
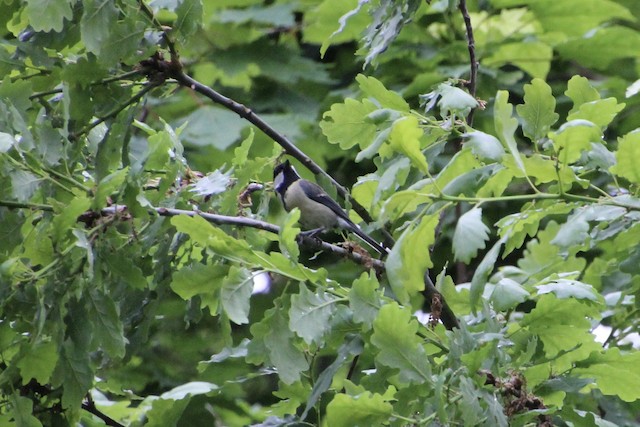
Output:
610,130,640,184
567,98,625,129
536,280,598,301
264,308,309,384
301,335,363,419
221,267,253,325
452,207,490,263
574,348,640,402
557,26,640,70
0,132,16,152
175,0,204,38
17,341,59,385
470,238,505,311
349,272,381,328
190,167,232,197
80,0,119,54
326,392,393,427
356,74,409,111
88,288,126,358
521,295,596,358
10,170,40,202
57,341,94,409
25,0,73,32
463,131,505,162
484,42,552,79
494,91,526,177
550,120,602,165
516,78,559,142
10,394,43,427
386,214,437,304
51,196,92,244
289,284,337,345
321,99,378,150
305,0,369,47
426,83,478,117
565,75,601,114
371,303,432,384
278,208,301,262
388,116,428,173
171,263,228,313
490,278,530,311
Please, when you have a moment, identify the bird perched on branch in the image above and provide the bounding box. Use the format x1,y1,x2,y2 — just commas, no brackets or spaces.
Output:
273,160,388,255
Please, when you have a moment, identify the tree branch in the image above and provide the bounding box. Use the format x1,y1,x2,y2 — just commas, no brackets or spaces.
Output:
82,395,125,427
458,0,478,125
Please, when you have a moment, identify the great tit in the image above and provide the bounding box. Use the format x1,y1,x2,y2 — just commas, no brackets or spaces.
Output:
273,160,388,255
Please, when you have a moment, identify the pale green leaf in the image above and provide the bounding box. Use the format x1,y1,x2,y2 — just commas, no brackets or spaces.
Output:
81,0,118,54
521,295,596,358
470,237,505,311
463,131,505,162
516,78,559,142
484,42,552,79
371,303,431,384
10,394,43,427
221,267,253,325
289,284,337,345
565,75,600,114
452,207,490,263
17,341,59,385
356,74,409,111
25,0,73,32
557,26,640,70
349,272,381,328
386,215,437,304
326,392,393,427
490,278,530,311
567,98,625,129
388,116,429,173
610,130,640,184
265,309,309,384
574,348,640,402
550,120,602,165
320,99,378,149
536,280,598,301
494,91,526,176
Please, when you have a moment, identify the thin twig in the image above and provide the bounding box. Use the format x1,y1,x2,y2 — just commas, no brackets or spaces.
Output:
71,82,158,139
82,394,125,427
458,0,478,125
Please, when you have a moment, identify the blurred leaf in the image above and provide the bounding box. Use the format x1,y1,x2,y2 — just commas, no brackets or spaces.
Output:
321,98,378,150
16,341,59,385
491,278,530,311
264,308,309,385
221,267,253,325
463,131,505,162
349,272,381,328
10,394,43,427
494,91,526,177
371,303,431,384
470,238,505,311
521,295,596,358
88,288,126,358
557,26,640,70
25,0,73,32
574,348,640,402
536,280,598,301
289,284,337,345
484,42,552,79
386,214,437,304
452,207,490,263
175,0,203,38
388,116,428,173
326,392,393,427
190,167,233,197
611,130,640,184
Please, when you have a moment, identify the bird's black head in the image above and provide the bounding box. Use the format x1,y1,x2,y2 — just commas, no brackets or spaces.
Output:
273,159,301,195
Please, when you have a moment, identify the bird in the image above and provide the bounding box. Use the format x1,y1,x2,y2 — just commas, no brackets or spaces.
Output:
273,160,388,255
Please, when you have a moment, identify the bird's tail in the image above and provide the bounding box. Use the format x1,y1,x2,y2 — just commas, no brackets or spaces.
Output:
339,218,389,255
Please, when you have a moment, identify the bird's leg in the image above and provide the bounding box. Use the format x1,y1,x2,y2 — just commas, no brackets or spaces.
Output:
300,227,326,238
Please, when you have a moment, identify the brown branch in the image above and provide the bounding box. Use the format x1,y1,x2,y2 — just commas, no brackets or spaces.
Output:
423,272,459,330
82,394,125,427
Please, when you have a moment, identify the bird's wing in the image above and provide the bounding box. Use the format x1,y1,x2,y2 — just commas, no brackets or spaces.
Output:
297,179,352,222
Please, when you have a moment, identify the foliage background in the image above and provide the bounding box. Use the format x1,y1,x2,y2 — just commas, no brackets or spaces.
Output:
1,0,640,425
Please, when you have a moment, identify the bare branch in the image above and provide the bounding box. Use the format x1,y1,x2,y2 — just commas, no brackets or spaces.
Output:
458,0,478,125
